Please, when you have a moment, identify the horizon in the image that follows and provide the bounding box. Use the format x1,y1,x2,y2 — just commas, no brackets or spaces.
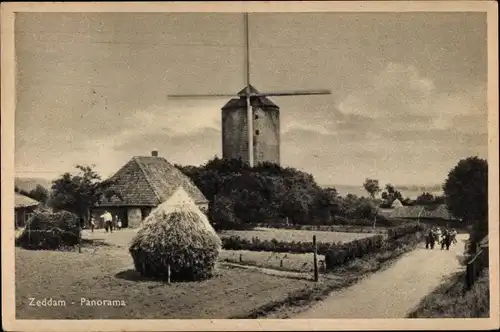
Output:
15,12,488,185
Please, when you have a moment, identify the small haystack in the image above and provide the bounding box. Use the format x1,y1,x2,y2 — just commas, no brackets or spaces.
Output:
129,187,221,282
16,210,81,250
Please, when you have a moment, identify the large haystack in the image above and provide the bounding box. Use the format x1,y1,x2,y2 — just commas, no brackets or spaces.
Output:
16,210,81,250
129,190,221,282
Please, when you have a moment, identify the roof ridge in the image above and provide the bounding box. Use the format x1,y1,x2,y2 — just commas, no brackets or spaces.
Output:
133,157,162,205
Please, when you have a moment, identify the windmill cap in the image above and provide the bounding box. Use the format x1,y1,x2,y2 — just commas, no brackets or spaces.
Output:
237,84,260,97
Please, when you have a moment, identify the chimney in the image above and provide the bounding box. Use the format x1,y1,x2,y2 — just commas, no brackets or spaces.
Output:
151,150,158,157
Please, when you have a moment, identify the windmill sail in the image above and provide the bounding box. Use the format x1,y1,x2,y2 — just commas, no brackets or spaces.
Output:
166,12,332,167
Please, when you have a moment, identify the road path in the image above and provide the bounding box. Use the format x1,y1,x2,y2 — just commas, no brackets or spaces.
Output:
295,234,467,319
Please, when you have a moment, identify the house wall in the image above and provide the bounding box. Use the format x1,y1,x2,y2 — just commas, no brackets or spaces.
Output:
127,208,142,228
92,207,128,228
14,206,37,229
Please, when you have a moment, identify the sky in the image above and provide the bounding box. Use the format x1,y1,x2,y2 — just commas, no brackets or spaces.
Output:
14,12,488,186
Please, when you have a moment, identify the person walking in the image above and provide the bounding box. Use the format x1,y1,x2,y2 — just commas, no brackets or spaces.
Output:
100,210,113,233
90,216,96,233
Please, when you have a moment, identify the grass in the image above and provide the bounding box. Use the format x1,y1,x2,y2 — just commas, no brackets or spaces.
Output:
15,245,313,319
219,227,373,243
407,268,490,318
219,250,326,273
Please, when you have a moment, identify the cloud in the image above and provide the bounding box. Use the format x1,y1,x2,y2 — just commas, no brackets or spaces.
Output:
337,62,486,133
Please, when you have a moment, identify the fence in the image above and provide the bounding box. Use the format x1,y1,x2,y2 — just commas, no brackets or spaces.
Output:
465,246,489,291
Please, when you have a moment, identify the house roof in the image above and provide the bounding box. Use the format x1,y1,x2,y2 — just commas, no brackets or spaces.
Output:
97,156,208,207
389,204,457,220
222,85,279,109
15,193,40,208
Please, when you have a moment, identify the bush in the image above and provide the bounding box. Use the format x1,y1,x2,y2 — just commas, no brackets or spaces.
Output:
387,222,425,240
129,204,222,282
16,210,81,250
221,235,342,255
324,235,385,270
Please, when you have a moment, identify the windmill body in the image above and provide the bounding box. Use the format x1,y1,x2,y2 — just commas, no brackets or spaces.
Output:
222,85,280,165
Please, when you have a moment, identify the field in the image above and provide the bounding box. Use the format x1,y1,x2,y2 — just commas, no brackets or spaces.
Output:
219,227,373,243
15,244,314,319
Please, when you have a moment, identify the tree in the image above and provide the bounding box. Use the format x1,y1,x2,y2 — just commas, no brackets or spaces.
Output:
28,184,49,205
415,192,436,206
443,157,488,252
380,183,403,206
48,165,121,222
363,178,381,199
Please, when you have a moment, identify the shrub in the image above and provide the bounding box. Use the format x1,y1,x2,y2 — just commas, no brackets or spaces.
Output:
387,222,425,240
221,235,341,255
129,203,222,282
16,210,80,250
324,235,385,270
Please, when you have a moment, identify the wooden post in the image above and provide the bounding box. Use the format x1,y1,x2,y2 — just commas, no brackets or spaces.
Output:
280,259,283,268
167,264,171,284
239,253,243,262
313,235,319,282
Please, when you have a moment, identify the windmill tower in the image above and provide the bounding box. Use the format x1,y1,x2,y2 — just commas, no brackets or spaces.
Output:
169,13,331,167
221,84,280,165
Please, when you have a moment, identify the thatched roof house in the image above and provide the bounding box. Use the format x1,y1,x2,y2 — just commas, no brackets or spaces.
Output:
15,192,40,228
95,151,208,228
390,204,457,221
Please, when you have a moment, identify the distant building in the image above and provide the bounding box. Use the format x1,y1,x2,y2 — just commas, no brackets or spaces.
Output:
221,85,280,165
94,151,209,228
14,192,40,228
391,199,403,208
390,204,457,221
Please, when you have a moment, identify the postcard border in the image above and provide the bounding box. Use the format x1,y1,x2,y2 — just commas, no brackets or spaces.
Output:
2,1,499,331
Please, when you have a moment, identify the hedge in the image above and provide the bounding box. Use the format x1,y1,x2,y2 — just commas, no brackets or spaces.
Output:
387,222,425,240
221,222,426,270
221,235,341,255
324,235,385,269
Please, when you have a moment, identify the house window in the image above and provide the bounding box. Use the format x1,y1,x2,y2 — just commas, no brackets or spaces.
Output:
255,114,259,120
255,130,260,135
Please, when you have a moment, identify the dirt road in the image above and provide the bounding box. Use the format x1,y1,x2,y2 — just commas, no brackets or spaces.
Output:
295,234,467,319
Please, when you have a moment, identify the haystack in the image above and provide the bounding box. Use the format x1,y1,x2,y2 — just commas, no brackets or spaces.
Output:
129,187,221,282
16,210,81,250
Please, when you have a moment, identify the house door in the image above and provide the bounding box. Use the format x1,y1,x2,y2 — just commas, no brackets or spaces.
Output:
118,209,128,228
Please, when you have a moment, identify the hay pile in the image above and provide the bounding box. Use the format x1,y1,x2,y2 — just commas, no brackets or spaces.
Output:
16,210,81,250
129,200,222,282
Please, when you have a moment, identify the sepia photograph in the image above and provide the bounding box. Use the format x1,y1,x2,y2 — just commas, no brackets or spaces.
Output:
1,1,498,331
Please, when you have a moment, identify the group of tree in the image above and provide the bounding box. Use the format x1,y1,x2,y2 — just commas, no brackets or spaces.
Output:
363,179,408,207
32,155,487,247
23,165,122,224
176,157,379,230
443,156,488,254
363,178,445,207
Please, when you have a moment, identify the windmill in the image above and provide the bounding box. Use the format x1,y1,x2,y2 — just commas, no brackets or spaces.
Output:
168,13,331,167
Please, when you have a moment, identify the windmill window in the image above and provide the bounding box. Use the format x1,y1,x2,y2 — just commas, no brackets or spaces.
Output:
255,130,260,135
